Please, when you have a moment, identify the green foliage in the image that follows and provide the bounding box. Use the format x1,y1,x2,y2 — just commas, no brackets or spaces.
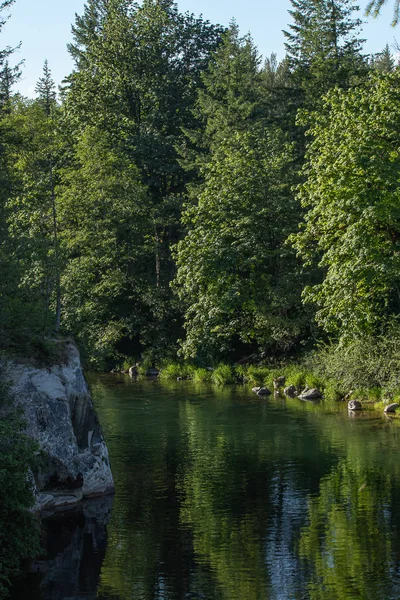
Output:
58,125,153,367
292,72,400,341
284,0,366,106
192,368,212,383
159,362,194,381
307,325,400,395
0,384,40,599
175,126,304,362
211,364,235,385
240,365,272,386
366,0,400,25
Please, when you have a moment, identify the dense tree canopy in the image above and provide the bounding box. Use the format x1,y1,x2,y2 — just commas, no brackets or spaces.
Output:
291,72,400,340
0,0,398,367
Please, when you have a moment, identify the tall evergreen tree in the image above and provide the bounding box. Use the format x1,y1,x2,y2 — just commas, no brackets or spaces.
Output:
283,0,366,106
370,43,395,71
35,59,57,115
175,28,304,362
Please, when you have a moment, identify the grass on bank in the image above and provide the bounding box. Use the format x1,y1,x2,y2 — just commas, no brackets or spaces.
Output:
134,329,400,404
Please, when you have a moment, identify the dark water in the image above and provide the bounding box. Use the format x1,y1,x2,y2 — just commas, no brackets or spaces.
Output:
13,376,400,600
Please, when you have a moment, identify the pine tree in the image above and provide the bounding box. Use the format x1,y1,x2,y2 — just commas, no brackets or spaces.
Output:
283,0,366,105
175,26,303,361
366,0,400,26
35,59,57,115
0,60,19,109
371,43,395,71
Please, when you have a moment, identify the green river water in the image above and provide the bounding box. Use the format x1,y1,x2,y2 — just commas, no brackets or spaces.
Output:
12,375,400,600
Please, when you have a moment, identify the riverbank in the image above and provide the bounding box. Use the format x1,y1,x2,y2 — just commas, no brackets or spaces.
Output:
130,351,400,416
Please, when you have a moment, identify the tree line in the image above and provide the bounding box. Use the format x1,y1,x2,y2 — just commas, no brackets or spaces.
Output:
0,0,399,368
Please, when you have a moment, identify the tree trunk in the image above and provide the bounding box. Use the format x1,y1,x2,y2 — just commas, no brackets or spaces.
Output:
50,161,61,333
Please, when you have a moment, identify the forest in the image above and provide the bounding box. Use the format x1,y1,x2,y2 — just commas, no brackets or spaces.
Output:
0,0,399,387
1,0,400,596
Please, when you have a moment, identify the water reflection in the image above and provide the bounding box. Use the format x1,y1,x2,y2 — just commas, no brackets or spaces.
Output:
14,378,400,599
12,496,112,600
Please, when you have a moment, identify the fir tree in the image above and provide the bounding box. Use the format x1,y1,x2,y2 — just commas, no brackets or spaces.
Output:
366,0,400,26
283,0,366,105
371,43,395,71
35,59,57,115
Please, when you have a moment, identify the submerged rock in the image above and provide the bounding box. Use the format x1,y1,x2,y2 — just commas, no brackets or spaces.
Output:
384,403,399,414
284,385,297,397
348,400,362,411
299,388,322,400
4,340,114,512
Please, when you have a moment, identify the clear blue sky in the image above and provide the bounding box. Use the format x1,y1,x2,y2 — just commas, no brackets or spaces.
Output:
1,0,398,97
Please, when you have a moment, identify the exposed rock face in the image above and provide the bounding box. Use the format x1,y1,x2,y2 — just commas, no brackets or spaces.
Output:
145,367,159,377
4,340,114,511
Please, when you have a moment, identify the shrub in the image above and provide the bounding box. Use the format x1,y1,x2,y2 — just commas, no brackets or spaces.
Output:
211,364,235,385
0,384,40,599
242,365,272,386
159,362,193,380
193,368,212,383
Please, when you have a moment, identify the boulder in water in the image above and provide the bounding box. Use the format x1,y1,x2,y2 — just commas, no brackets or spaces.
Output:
384,403,399,414
348,400,362,411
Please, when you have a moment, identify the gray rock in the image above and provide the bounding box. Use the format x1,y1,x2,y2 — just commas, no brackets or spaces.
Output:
257,387,272,396
384,403,399,414
300,388,322,400
284,385,297,397
146,367,159,377
3,340,114,512
273,376,286,390
348,400,362,411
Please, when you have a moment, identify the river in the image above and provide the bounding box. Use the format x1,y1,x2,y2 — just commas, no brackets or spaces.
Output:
12,375,400,600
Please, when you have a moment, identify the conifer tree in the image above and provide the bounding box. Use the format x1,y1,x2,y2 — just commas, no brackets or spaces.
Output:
371,43,395,71
366,0,400,25
175,27,303,362
35,59,57,115
284,0,366,105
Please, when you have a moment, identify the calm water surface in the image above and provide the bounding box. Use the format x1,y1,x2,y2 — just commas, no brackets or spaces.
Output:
14,376,400,600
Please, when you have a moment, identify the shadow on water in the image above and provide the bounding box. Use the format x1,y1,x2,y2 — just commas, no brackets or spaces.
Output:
11,495,113,600
12,376,400,600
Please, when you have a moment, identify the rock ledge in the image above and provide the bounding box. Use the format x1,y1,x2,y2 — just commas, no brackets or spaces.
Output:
3,340,114,512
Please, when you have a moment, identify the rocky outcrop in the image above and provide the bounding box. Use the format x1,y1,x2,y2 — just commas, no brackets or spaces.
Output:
3,340,114,512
